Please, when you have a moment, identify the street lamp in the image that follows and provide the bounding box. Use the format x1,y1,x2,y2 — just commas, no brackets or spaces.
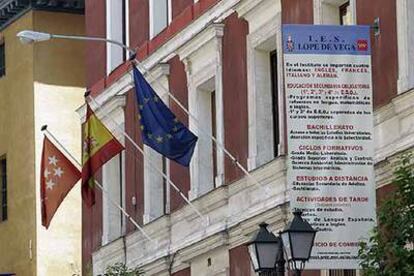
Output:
247,223,281,276
247,212,316,276
16,30,136,55
281,211,317,276
16,30,51,44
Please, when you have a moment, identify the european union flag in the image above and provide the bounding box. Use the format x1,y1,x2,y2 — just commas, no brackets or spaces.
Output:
133,66,198,167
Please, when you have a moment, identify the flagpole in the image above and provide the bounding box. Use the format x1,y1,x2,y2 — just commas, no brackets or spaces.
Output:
131,60,269,193
85,95,209,226
41,125,155,243
16,30,267,193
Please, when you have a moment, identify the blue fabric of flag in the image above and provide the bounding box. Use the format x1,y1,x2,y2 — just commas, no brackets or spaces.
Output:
133,66,198,167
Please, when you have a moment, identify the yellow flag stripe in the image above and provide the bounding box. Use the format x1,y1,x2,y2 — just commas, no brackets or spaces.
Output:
82,113,118,165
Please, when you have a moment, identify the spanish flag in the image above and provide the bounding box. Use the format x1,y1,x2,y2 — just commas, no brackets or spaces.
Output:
82,102,124,207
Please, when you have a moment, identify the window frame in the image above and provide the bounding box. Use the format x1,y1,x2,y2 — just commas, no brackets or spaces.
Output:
329,269,357,276
314,0,356,25
269,50,280,158
162,157,168,215
246,16,285,171
121,0,127,61
0,41,5,78
98,97,127,244
187,79,218,197
0,156,7,222
211,90,218,182
339,1,351,26
149,0,171,39
143,65,171,224
179,24,226,199
106,0,128,75
397,0,414,93
102,153,125,245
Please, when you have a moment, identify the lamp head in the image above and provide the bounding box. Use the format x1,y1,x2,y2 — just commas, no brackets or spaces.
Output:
17,30,52,44
246,222,281,273
281,211,317,271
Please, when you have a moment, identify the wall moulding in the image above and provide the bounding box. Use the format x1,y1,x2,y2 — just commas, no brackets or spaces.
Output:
373,88,414,165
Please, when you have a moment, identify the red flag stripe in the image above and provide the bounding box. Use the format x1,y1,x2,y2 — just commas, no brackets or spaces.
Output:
81,103,124,207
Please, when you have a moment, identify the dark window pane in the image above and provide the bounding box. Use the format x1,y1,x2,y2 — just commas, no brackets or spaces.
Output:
122,0,127,60
162,157,167,214
0,157,7,222
344,270,356,276
270,50,279,157
119,154,123,229
0,43,5,77
340,1,352,25
211,90,217,181
329,270,356,276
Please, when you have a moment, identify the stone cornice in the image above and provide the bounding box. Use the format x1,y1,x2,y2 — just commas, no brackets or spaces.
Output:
145,63,170,83
76,95,126,124
176,23,224,62
235,0,281,33
374,89,414,164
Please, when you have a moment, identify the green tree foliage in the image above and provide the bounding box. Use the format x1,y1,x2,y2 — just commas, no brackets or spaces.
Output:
101,262,144,276
359,154,414,275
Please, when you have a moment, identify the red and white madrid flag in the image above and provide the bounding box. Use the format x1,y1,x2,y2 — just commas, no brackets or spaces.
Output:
40,136,81,228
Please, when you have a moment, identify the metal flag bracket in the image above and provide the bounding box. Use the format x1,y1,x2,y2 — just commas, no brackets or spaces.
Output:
371,17,380,37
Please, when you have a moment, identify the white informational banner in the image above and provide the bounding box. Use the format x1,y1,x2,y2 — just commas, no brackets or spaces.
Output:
283,25,376,269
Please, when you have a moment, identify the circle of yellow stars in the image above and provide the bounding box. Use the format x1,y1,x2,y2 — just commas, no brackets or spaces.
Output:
138,95,182,144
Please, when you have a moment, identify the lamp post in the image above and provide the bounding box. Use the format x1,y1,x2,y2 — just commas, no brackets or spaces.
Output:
247,211,316,276
275,235,286,276
16,30,136,56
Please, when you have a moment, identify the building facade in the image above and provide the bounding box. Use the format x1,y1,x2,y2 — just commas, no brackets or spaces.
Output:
83,0,414,275
0,1,85,275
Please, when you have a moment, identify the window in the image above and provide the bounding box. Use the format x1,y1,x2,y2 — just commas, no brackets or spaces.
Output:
144,146,169,223
247,37,281,170
143,68,170,223
180,24,225,199
239,1,283,170
270,51,280,158
189,76,224,198
194,82,217,195
0,42,5,78
149,0,171,39
106,0,128,74
329,270,357,276
339,1,352,25
102,154,124,244
315,0,354,25
0,157,7,222
162,157,169,214
211,91,218,181
397,0,414,93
